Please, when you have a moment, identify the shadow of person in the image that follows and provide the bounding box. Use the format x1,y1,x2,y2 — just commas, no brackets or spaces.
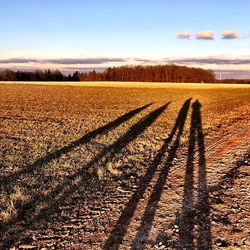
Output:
0,103,169,249
176,99,211,250
1,103,153,188
103,98,191,250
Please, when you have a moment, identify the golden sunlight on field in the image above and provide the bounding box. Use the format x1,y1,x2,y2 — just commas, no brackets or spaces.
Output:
0,83,249,249
1,81,250,89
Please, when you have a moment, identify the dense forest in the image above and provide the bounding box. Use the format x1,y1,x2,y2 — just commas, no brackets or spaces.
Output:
0,69,79,82
79,65,215,82
1,65,248,83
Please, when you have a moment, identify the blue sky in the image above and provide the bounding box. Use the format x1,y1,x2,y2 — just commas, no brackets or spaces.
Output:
1,0,250,78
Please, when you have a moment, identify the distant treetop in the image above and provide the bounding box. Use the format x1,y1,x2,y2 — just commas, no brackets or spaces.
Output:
2,65,241,83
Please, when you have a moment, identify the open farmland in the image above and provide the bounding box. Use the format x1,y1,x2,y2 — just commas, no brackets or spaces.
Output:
0,83,249,249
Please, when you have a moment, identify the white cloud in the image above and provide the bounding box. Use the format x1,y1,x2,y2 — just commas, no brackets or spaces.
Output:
195,31,215,40
176,32,192,39
221,30,240,39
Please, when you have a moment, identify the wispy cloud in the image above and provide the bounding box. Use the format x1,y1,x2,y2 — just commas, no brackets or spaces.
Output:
221,30,240,39
0,57,126,65
2,56,250,66
0,58,38,64
242,32,250,39
176,32,192,39
1,56,250,75
215,69,250,79
47,58,126,64
168,56,250,65
195,31,215,40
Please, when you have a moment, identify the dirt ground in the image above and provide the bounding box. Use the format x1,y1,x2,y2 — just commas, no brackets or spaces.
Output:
0,83,249,249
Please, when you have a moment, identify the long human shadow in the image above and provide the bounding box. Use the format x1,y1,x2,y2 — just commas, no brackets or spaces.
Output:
0,103,152,187
130,99,191,249
103,98,191,250
176,100,211,250
0,103,169,248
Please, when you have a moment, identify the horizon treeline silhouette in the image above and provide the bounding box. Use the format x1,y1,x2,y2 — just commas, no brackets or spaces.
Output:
0,65,249,83
79,65,215,82
0,69,79,82
0,65,215,82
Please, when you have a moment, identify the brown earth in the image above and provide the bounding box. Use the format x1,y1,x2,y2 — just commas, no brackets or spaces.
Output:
0,83,249,249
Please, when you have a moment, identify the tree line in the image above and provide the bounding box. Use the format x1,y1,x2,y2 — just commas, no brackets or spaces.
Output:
0,69,81,82
79,65,216,83
0,65,217,83
217,79,250,84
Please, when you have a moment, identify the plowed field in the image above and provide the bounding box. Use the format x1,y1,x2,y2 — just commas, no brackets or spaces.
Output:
0,83,249,249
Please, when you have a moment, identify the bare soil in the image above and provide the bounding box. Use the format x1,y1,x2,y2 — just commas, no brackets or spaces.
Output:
0,83,249,249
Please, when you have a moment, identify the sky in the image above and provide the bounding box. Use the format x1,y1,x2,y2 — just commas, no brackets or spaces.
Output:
1,0,250,79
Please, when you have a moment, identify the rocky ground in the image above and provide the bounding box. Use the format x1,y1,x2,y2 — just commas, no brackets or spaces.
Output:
0,83,249,249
